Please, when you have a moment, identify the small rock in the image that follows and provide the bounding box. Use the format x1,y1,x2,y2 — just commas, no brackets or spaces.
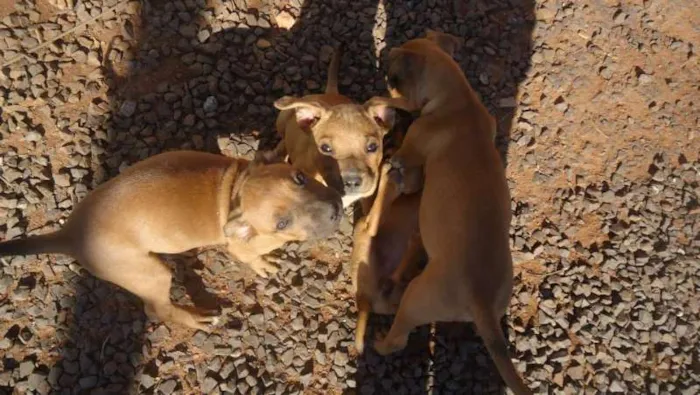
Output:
19,360,35,378
53,174,70,187
78,375,98,389
179,25,197,38
158,378,178,394
499,97,518,108
140,374,156,389
201,376,218,392
119,100,137,117
203,96,218,112
638,74,653,85
275,11,296,29
256,39,272,49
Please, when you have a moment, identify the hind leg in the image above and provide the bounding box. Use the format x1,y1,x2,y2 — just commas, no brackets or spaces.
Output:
88,250,219,330
389,231,425,286
374,260,456,355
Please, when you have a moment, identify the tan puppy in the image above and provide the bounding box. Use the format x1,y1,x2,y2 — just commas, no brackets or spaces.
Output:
350,163,424,353
370,31,533,395
271,46,397,207
0,151,342,330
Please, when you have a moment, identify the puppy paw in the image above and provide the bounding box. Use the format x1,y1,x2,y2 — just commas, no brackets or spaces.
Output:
379,162,392,178
373,335,393,356
373,333,407,356
387,157,405,188
250,258,280,278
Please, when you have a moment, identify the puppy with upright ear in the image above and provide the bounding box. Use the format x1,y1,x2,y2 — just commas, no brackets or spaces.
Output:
271,46,407,208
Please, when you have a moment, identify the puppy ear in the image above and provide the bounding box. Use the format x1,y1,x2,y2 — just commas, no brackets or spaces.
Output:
253,150,280,165
387,48,426,93
274,96,327,129
363,98,396,132
425,29,461,57
224,216,257,241
365,96,418,113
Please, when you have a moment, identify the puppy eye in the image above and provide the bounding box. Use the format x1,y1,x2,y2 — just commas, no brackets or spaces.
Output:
366,142,379,153
320,143,333,155
276,218,290,231
293,171,307,186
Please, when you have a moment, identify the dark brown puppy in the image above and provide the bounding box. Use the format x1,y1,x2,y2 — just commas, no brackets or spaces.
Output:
371,30,533,395
0,151,342,330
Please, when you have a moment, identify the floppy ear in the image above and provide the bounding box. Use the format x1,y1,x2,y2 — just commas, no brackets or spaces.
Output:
253,140,287,165
224,210,257,241
253,150,280,165
274,96,328,130
425,29,461,57
365,96,419,113
387,48,426,93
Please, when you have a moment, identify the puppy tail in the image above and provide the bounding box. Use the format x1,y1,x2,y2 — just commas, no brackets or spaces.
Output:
0,231,71,259
355,296,371,354
473,309,533,395
325,44,342,95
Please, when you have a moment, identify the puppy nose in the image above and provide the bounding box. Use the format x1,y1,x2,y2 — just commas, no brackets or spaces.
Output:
342,173,363,190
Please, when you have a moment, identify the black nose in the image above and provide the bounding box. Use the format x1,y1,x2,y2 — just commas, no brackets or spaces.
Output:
342,174,363,191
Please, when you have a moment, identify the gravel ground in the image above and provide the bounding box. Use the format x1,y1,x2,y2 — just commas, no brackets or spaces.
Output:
1,0,698,394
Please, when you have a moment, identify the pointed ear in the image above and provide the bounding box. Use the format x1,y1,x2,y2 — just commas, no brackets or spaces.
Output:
425,29,461,57
224,214,257,241
274,96,328,130
363,98,396,132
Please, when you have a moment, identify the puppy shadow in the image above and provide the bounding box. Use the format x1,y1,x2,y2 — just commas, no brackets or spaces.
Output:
47,269,147,394
164,251,234,314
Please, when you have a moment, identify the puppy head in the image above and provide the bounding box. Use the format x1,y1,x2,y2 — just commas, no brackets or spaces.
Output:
274,97,396,205
224,162,342,242
386,29,463,108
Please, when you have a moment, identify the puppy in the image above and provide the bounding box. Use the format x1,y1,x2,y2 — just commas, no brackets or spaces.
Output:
370,30,533,395
271,46,397,207
351,163,424,353
0,151,342,330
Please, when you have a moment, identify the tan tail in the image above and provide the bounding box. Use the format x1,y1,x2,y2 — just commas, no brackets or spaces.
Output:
473,307,533,395
355,296,370,353
0,231,71,258
325,45,342,94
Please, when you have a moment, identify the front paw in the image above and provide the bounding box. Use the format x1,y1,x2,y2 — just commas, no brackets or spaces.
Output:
374,333,396,356
250,258,280,278
387,156,405,189
374,332,408,355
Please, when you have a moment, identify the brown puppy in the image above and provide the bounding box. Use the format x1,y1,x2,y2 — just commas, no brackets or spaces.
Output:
271,46,397,207
351,163,424,353
0,151,342,330
371,31,533,395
